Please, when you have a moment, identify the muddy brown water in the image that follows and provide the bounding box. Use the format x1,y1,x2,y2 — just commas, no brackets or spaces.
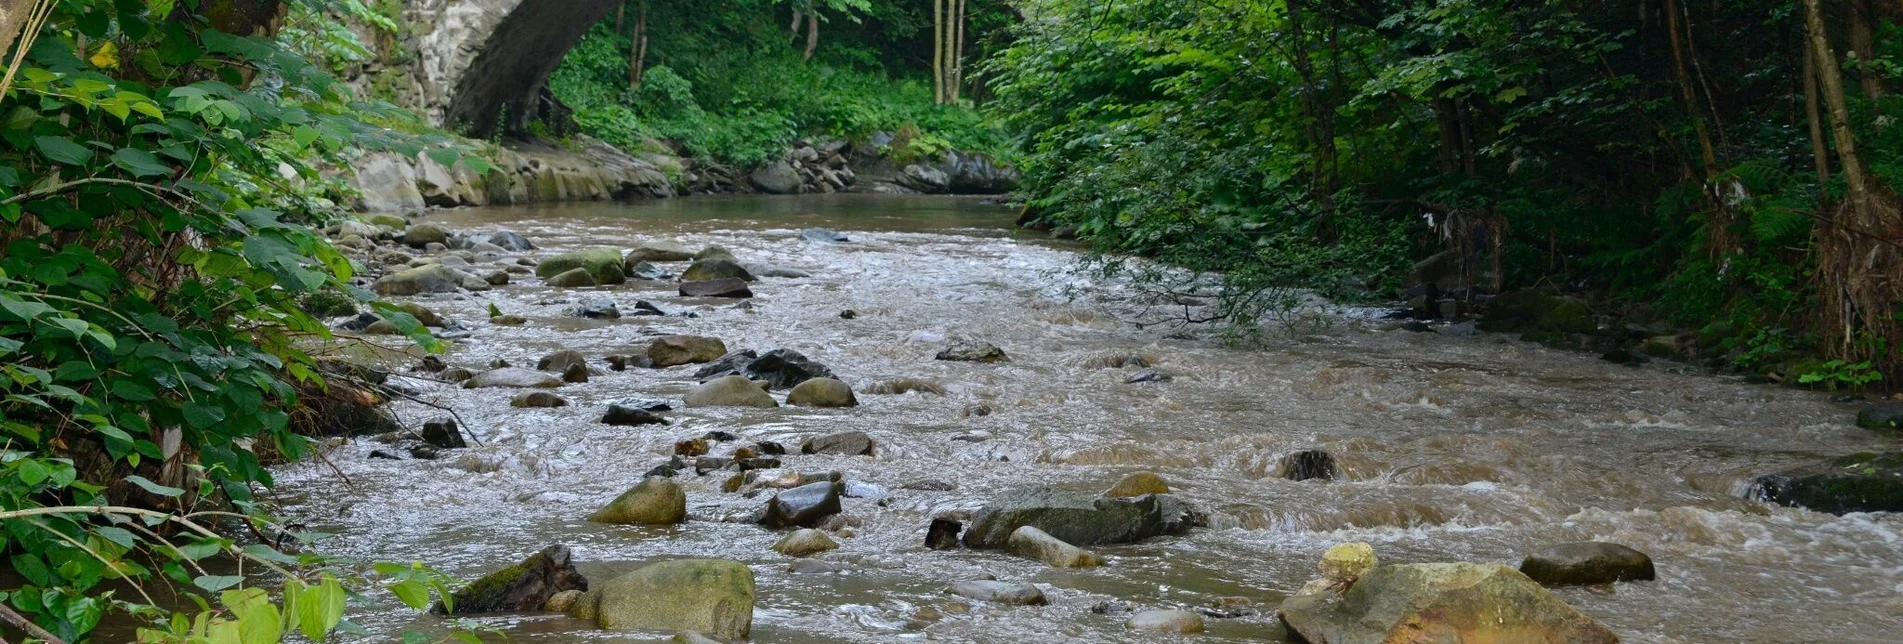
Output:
269,194,1903,643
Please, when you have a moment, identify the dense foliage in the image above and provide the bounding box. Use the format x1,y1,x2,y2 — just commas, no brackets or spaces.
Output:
991,0,1903,381
548,0,1011,165
1,1,469,641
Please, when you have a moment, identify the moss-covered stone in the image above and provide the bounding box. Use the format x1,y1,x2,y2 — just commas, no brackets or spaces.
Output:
570,559,754,640
587,477,687,525
433,544,588,614
1755,452,1903,514
300,290,360,318
534,248,627,285
1279,563,1618,644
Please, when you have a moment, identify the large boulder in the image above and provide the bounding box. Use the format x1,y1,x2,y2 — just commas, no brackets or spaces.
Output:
433,544,587,614
535,248,628,286
694,350,761,381
626,241,696,264
1519,542,1656,586
750,161,802,194
462,367,563,389
1479,289,1598,344
786,378,858,408
682,258,755,283
684,376,778,409
588,478,688,525
570,559,754,640
1754,452,1903,514
743,349,834,389
354,152,425,212
373,264,470,296
1278,563,1619,644
937,151,1020,194
401,224,449,248
757,481,843,529
647,335,730,368
962,488,1197,549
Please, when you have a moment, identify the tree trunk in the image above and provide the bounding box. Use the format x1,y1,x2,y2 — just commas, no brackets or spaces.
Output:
0,0,38,61
1848,0,1884,100
1805,36,1831,187
1808,0,1873,224
0,0,47,100
804,10,819,61
616,1,624,33
951,0,966,103
629,0,647,90
790,10,802,33
933,0,944,104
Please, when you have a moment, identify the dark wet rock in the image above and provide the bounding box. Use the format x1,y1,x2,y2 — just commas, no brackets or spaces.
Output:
754,441,788,455
487,230,535,252
1856,403,1903,430
948,581,1046,606
758,481,844,529
643,462,681,478
568,559,753,639
572,298,620,319
1127,610,1205,634
742,350,835,390
535,248,627,286
935,339,1009,363
694,456,732,474
606,355,652,371
537,350,590,374
337,312,381,332
904,480,957,492
838,309,858,320
772,529,839,557
684,376,780,408
561,363,589,384
866,378,947,395
545,267,598,288
482,270,510,286
926,518,963,550
602,405,669,427
433,544,587,615
625,242,696,264
682,258,755,283
1754,452,1903,514
963,487,1198,549
1519,542,1656,586
1279,563,1619,644
1601,347,1646,366
1281,450,1338,481
369,449,404,460
737,457,782,471
701,430,740,442
648,335,729,368
416,356,448,373
442,367,476,383
401,224,449,248
420,417,466,449
786,378,857,408
626,262,671,281
801,228,849,243
463,367,562,389
1480,289,1598,344
1092,601,1132,616
802,431,875,456
623,301,664,318
694,350,761,381
409,444,441,460
373,264,470,296
680,278,754,298
1401,320,1436,333
588,477,687,525
511,392,568,408
675,439,711,457
489,359,511,369
491,314,527,326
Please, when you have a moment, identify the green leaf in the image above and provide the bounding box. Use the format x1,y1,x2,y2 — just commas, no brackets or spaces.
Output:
193,575,243,592
182,402,227,429
388,579,430,610
35,137,94,165
125,475,186,497
111,148,172,178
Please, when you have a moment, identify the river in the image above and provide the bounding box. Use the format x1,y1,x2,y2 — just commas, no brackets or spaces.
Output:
272,194,1903,643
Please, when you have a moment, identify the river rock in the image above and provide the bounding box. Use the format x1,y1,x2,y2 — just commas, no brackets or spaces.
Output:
1007,526,1103,568
682,258,755,283
685,376,779,408
570,559,753,640
420,418,465,449
488,231,535,251
572,298,620,319
1519,542,1656,586
543,589,583,613
786,378,857,407
442,368,476,383
433,544,587,614
1755,451,1903,514
602,405,669,426
587,477,687,525
401,224,448,248
626,241,696,264
935,339,1009,363
648,335,730,367
482,270,509,285
535,248,628,285
1278,563,1619,644
1105,471,1170,497
491,315,527,326
744,349,834,389
626,262,669,281
1127,368,1172,384
680,278,753,298
1281,449,1338,481
866,378,947,395
926,518,963,550
772,529,839,557
1126,610,1205,634
750,161,802,194
948,581,1046,606
695,245,737,262
802,431,875,456
537,350,589,374
694,350,760,381
962,487,1197,548
396,302,444,327
373,264,469,296
801,228,849,243
463,367,563,389
545,267,598,288
511,392,568,408
758,481,843,529
1856,403,1903,430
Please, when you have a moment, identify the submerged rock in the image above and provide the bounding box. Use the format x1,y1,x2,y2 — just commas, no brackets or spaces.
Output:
463,367,562,389
1519,542,1656,586
434,544,587,614
587,477,687,525
1754,452,1903,514
935,339,1010,363
1281,449,1338,481
1007,526,1103,568
571,298,620,319
786,378,857,408
948,580,1046,606
682,258,755,283
684,376,779,408
511,392,568,408
1856,403,1903,430
680,277,754,298
962,487,1198,549
1278,563,1619,644
926,518,963,550
802,431,875,456
537,350,589,374
801,228,849,243
866,378,947,395
420,418,465,449
535,248,627,285
601,405,669,427
758,481,843,529
648,335,730,368
1125,610,1205,634
744,349,834,389
693,350,761,381
569,559,754,640
772,529,840,557
626,241,696,264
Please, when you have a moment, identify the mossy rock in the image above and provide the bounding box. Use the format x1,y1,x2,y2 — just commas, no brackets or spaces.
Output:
433,544,588,614
1480,290,1597,339
535,248,627,285
1754,452,1903,514
300,290,359,318
570,559,754,640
